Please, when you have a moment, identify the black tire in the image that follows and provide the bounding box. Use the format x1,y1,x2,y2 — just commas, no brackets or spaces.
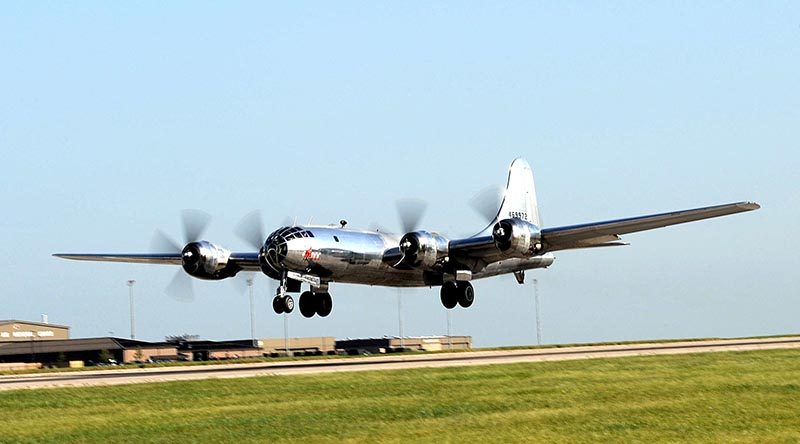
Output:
272,296,284,314
457,282,475,308
299,291,316,318
440,281,458,309
283,295,294,313
316,292,333,317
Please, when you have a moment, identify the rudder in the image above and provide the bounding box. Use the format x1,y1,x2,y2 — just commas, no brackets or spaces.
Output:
496,158,541,227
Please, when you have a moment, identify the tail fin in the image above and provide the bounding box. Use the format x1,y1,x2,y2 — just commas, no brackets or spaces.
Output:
496,158,541,227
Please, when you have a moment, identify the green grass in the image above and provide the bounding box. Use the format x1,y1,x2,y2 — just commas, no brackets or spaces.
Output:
2,349,799,443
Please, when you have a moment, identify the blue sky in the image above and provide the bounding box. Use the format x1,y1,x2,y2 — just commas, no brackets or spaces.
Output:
1,3,797,346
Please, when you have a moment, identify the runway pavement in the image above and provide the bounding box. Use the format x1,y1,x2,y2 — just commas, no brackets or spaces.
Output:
1,336,798,391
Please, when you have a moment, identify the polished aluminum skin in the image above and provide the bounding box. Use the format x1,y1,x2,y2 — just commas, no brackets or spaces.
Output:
262,225,554,288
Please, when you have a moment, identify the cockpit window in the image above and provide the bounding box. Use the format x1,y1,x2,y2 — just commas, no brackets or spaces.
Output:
270,226,314,241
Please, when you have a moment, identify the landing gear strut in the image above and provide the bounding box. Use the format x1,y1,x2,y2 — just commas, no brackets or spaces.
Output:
272,273,294,314
440,281,474,309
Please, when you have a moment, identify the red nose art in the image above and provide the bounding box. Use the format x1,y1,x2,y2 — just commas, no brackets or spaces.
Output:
303,248,320,261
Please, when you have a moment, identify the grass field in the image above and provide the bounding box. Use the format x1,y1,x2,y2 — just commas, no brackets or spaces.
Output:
2,349,799,443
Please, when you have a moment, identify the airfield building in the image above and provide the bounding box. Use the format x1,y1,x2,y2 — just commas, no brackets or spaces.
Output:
0,319,472,367
0,319,69,341
336,336,472,354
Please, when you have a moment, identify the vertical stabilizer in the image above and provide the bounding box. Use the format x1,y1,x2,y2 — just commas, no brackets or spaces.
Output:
496,158,541,227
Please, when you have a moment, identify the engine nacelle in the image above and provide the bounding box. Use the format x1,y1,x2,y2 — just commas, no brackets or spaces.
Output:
492,218,542,257
396,231,449,270
181,241,235,280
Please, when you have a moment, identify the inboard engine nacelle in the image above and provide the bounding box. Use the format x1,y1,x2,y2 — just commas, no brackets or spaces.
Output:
181,241,236,280
492,218,542,257
396,231,449,269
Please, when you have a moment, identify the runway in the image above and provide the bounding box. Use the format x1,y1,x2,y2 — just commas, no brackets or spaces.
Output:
2,336,798,391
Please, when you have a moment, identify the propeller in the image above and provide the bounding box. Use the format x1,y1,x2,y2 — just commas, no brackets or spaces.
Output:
469,185,504,224
391,198,428,267
396,198,428,233
234,210,266,250
232,210,273,295
166,270,194,303
150,209,212,251
149,209,212,302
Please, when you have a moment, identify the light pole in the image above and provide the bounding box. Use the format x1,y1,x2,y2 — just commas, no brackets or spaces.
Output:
397,289,404,349
247,277,256,347
283,313,289,356
533,278,542,345
126,280,136,340
446,309,452,350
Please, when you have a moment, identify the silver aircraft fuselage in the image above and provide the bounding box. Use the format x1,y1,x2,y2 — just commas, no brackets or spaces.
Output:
53,157,759,318
275,226,555,287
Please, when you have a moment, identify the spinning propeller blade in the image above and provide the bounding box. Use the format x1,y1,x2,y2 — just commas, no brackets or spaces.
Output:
150,229,181,253
166,270,194,303
396,198,427,233
181,209,212,243
469,185,504,223
149,209,212,303
235,210,266,250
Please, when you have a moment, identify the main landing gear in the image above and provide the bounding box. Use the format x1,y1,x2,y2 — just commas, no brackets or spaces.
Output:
298,291,333,318
440,281,474,309
272,275,332,317
273,291,332,317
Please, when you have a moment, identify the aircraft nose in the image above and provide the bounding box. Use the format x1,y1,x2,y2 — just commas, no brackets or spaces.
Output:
283,238,313,267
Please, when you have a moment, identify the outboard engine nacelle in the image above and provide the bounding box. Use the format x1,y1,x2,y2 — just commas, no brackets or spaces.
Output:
492,218,542,258
396,231,449,270
181,241,236,280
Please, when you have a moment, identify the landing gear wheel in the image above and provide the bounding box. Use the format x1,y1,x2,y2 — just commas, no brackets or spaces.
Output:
272,296,284,314
282,295,294,313
316,293,333,317
299,291,315,318
457,282,474,308
440,281,458,309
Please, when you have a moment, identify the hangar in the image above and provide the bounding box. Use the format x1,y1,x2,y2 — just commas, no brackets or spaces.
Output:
0,337,178,367
0,319,69,341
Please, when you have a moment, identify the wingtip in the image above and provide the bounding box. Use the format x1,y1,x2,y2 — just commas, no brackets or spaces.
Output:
740,201,761,211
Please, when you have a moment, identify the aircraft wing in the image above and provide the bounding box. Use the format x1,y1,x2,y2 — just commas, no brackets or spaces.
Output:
447,201,759,269
540,201,760,252
52,252,262,271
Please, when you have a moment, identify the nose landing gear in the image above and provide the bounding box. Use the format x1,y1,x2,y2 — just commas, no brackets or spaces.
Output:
272,274,295,314
272,292,294,314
